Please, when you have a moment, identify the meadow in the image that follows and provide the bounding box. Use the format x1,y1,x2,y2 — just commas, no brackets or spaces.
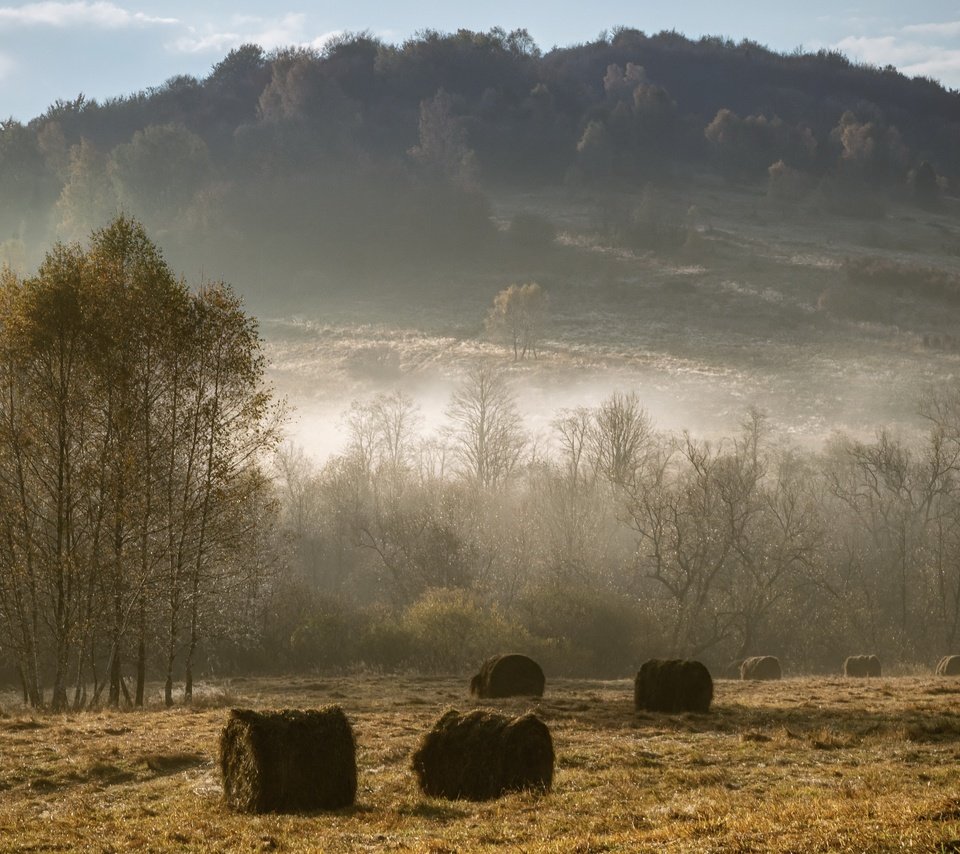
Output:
264,183,960,460
2,674,960,852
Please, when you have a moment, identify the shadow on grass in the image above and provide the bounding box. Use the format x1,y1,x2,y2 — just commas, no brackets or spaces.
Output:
399,800,473,822
141,752,208,775
536,690,960,745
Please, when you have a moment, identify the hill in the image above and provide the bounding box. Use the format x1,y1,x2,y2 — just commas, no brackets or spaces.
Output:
2,27,959,444
0,28,957,292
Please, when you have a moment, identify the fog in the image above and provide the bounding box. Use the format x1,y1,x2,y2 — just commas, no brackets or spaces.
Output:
263,292,941,466
3,29,960,703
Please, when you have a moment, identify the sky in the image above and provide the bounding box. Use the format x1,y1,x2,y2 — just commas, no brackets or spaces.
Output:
1,1,959,120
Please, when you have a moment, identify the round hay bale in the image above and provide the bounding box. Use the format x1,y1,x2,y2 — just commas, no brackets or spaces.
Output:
470,654,545,699
937,655,960,676
843,654,881,677
634,659,713,713
740,655,782,681
219,706,356,813
412,708,554,801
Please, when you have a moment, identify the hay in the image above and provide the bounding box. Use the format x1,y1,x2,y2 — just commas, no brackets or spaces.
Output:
937,655,960,676
219,706,356,813
843,655,881,677
470,654,545,699
412,708,554,801
740,656,782,681
634,659,713,713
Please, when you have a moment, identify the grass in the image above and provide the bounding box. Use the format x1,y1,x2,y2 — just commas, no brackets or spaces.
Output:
1,675,960,851
265,183,960,459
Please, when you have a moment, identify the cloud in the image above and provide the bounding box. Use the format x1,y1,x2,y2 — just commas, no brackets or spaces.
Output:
307,29,345,51
901,53,960,83
833,35,928,66
0,2,177,28
833,31,960,89
903,20,960,39
171,12,313,54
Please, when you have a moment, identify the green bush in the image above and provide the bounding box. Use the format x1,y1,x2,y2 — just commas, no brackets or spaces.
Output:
286,594,358,670
518,582,650,677
401,588,530,673
356,607,415,671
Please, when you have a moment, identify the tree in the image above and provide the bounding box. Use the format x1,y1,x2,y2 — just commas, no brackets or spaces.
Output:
485,282,547,360
445,364,526,489
56,140,118,241
409,89,478,188
0,216,281,710
108,124,210,225
910,160,941,208
588,392,654,488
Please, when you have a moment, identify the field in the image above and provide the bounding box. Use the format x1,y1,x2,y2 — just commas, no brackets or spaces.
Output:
3,674,960,852
261,183,960,459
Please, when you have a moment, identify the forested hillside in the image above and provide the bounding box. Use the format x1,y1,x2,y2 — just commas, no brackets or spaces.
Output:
1,27,958,303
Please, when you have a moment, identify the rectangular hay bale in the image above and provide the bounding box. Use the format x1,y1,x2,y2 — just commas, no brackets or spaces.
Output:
412,708,553,801
219,706,356,813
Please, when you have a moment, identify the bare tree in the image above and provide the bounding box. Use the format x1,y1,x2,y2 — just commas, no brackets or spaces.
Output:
553,407,593,490
445,364,526,490
589,391,654,488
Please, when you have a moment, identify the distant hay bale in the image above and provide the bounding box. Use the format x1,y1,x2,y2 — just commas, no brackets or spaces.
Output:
412,708,554,801
740,656,782,681
470,654,545,699
843,655,881,677
937,655,960,676
634,659,713,713
219,706,356,813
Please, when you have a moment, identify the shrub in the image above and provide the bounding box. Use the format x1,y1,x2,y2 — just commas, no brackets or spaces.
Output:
285,594,359,670
355,607,415,671
402,588,529,673
518,582,649,677
767,160,810,205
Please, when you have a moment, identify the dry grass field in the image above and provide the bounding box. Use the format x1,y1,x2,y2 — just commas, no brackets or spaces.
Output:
2,674,960,852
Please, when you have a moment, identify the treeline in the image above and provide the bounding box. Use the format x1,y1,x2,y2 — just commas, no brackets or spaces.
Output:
259,369,960,678
0,218,281,710
1,28,957,289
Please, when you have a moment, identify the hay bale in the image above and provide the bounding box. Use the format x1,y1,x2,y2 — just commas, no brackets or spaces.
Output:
740,655,782,681
470,654,545,699
634,659,713,713
843,654,881,677
937,655,960,676
412,708,553,801
219,706,356,813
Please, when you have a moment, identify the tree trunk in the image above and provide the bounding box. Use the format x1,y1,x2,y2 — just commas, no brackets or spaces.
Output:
108,644,121,707
17,666,28,705
135,599,145,707
164,620,177,707
184,595,199,703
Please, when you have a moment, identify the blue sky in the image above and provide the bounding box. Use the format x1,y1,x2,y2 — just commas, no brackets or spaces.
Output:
1,1,959,120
